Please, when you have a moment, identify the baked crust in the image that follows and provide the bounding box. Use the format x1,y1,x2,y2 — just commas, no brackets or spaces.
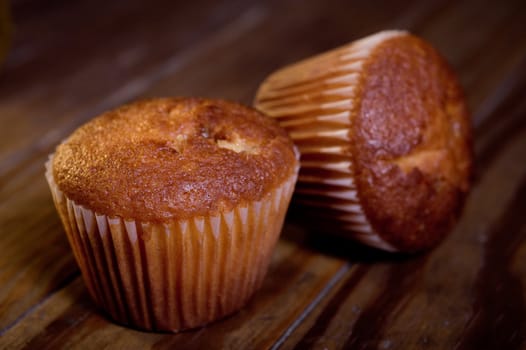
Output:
352,34,473,251
254,31,473,252
52,98,298,222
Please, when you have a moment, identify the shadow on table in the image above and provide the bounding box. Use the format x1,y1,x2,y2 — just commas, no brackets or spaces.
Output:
281,207,420,264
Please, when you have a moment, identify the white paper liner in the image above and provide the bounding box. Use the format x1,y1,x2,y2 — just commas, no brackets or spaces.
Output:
255,31,406,252
45,157,298,332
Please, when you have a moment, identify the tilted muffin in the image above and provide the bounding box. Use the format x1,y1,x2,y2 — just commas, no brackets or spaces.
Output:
45,97,299,332
255,30,472,252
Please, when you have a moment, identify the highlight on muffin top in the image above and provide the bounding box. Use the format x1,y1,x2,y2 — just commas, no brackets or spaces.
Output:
52,97,298,222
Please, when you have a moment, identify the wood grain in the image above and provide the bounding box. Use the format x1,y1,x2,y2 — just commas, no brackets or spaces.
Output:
1,239,349,349
283,124,526,349
1,0,526,349
0,0,422,334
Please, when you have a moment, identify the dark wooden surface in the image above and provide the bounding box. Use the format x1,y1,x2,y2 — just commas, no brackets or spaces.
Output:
1,0,526,349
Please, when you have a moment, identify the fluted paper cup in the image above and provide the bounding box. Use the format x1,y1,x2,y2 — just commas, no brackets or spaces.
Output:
255,31,407,252
45,157,298,332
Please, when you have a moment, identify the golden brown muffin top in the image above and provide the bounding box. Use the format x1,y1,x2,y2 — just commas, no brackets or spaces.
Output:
352,33,473,251
52,98,298,222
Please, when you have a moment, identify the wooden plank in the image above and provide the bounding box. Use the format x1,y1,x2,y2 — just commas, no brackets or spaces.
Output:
1,0,438,177
0,0,262,175
274,3,526,344
0,0,430,336
1,0,525,348
280,106,526,349
419,0,526,126
145,0,446,103
0,0,265,330
0,239,349,349
0,163,78,332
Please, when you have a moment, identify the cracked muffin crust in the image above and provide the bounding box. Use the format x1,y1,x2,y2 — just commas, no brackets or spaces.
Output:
52,97,298,222
255,30,473,252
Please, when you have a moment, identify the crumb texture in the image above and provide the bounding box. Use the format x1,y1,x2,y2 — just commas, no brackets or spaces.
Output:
353,34,473,251
52,98,298,221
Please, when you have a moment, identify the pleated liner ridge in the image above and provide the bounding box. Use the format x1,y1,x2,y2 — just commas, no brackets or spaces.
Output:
45,158,298,332
255,30,406,252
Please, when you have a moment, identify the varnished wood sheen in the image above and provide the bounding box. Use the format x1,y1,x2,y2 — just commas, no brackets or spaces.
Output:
1,0,525,348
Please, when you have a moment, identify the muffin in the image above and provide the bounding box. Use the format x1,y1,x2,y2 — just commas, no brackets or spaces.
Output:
255,30,472,252
45,97,299,332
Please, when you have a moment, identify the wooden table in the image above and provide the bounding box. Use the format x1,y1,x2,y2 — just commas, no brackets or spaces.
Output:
1,0,525,349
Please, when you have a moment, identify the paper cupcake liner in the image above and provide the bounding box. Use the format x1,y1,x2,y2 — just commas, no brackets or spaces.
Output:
45,158,298,332
255,31,405,252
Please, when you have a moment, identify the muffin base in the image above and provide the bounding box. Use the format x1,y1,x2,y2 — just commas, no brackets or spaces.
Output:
45,156,298,332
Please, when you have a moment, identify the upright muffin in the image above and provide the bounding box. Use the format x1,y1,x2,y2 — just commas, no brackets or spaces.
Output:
255,30,472,252
45,98,299,332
